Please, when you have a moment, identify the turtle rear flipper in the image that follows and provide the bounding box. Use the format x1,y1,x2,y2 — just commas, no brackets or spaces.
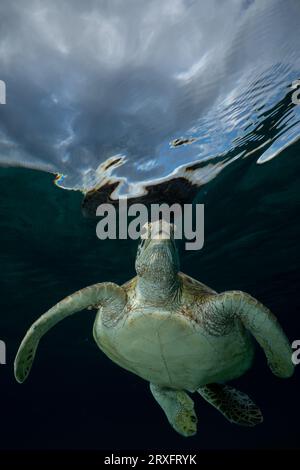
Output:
150,383,197,437
198,383,263,427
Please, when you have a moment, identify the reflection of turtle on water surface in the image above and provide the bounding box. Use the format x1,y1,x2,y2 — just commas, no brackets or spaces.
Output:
14,221,294,437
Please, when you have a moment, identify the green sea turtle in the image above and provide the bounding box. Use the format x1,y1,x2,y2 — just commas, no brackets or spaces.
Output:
14,221,294,437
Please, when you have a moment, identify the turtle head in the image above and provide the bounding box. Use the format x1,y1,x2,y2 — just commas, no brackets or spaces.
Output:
135,220,179,287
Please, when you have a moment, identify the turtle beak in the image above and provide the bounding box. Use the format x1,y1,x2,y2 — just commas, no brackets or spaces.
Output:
138,220,177,264
141,220,175,245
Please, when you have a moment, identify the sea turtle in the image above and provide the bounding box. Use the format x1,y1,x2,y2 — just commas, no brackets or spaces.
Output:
14,221,294,437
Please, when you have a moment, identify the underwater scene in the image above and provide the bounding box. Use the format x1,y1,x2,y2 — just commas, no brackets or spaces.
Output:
0,0,300,456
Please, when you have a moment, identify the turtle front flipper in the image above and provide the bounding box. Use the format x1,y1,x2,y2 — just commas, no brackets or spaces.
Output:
204,291,295,378
150,383,197,437
198,383,263,426
14,282,126,383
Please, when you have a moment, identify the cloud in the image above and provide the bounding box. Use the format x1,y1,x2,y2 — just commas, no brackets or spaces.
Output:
0,0,299,194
